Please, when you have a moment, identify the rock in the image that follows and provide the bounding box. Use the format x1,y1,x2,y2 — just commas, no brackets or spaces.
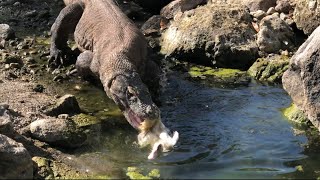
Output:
251,10,266,20
243,0,277,12
33,84,45,93
32,156,54,179
0,134,33,179
24,10,38,17
141,15,162,50
282,26,320,131
132,0,173,13
293,0,320,35
267,7,276,15
160,0,207,20
160,3,258,69
2,53,23,64
248,54,289,83
283,103,309,125
256,13,295,54
0,24,15,41
0,117,13,136
275,0,293,14
44,94,81,116
30,118,86,148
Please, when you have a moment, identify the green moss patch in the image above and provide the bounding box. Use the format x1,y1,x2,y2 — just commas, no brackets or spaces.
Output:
282,103,309,125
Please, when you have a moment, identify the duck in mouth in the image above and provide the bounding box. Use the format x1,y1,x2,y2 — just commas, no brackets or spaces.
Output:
108,74,179,159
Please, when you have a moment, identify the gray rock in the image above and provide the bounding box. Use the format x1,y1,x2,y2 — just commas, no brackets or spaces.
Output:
251,10,266,20
293,0,320,35
1,53,23,64
0,117,13,136
275,0,292,14
0,24,15,41
0,134,33,179
282,26,320,131
243,0,277,12
44,94,81,116
141,15,162,50
30,118,86,148
160,3,258,69
160,0,206,20
256,13,295,53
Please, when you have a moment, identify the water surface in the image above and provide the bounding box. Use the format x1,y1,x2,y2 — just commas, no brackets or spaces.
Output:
67,71,320,179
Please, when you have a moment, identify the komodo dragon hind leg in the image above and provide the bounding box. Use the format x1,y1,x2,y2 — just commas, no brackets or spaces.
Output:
49,2,84,68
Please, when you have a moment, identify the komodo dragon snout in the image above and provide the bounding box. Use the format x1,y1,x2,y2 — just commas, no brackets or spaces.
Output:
108,73,160,131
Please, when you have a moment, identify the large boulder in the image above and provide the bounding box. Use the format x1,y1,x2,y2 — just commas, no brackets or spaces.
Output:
257,13,295,53
293,0,320,35
0,134,33,179
30,118,86,148
160,3,258,69
282,26,320,131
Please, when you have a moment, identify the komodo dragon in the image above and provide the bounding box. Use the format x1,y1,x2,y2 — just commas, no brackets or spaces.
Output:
49,0,178,155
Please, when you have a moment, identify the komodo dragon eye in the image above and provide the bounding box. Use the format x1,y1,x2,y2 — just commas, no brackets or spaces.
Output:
127,86,138,101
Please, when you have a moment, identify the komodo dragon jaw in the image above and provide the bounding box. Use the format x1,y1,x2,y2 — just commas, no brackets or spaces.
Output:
108,73,160,131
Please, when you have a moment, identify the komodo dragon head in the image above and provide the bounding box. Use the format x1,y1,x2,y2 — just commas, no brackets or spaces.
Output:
108,72,160,131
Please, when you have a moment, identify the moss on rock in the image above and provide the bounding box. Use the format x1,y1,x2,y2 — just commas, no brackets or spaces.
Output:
71,113,101,128
248,55,289,83
282,103,309,125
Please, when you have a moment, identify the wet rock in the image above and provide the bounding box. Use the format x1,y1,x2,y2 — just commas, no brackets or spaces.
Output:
283,103,309,125
282,26,320,131
293,0,320,35
275,0,293,14
243,0,277,12
44,94,81,116
248,54,289,83
33,84,45,93
161,3,258,69
30,118,86,148
257,13,295,54
0,134,33,179
0,24,15,41
32,156,54,179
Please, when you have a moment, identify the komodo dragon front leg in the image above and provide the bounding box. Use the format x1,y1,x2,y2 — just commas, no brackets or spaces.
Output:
49,2,84,67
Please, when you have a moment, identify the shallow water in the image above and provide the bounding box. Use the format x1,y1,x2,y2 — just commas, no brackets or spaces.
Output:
66,71,320,179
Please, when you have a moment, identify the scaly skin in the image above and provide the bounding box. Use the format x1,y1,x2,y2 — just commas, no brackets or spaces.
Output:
49,0,161,131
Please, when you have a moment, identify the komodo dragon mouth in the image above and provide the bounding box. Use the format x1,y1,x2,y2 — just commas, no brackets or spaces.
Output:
109,74,160,131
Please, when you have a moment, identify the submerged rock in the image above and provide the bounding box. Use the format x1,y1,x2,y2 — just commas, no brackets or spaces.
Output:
44,94,81,116
0,134,33,179
248,55,289,83
293,0,320,35
30,118,86,148
161,3,258,69
32,156,54,179
282,26,320,131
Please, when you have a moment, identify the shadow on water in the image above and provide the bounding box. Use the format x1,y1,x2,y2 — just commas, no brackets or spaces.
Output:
56,69,320,179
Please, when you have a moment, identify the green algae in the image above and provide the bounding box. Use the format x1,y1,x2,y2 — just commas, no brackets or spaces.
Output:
282,103,309,125
189,66,244,79
71,113,101,127
126,167,160,180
